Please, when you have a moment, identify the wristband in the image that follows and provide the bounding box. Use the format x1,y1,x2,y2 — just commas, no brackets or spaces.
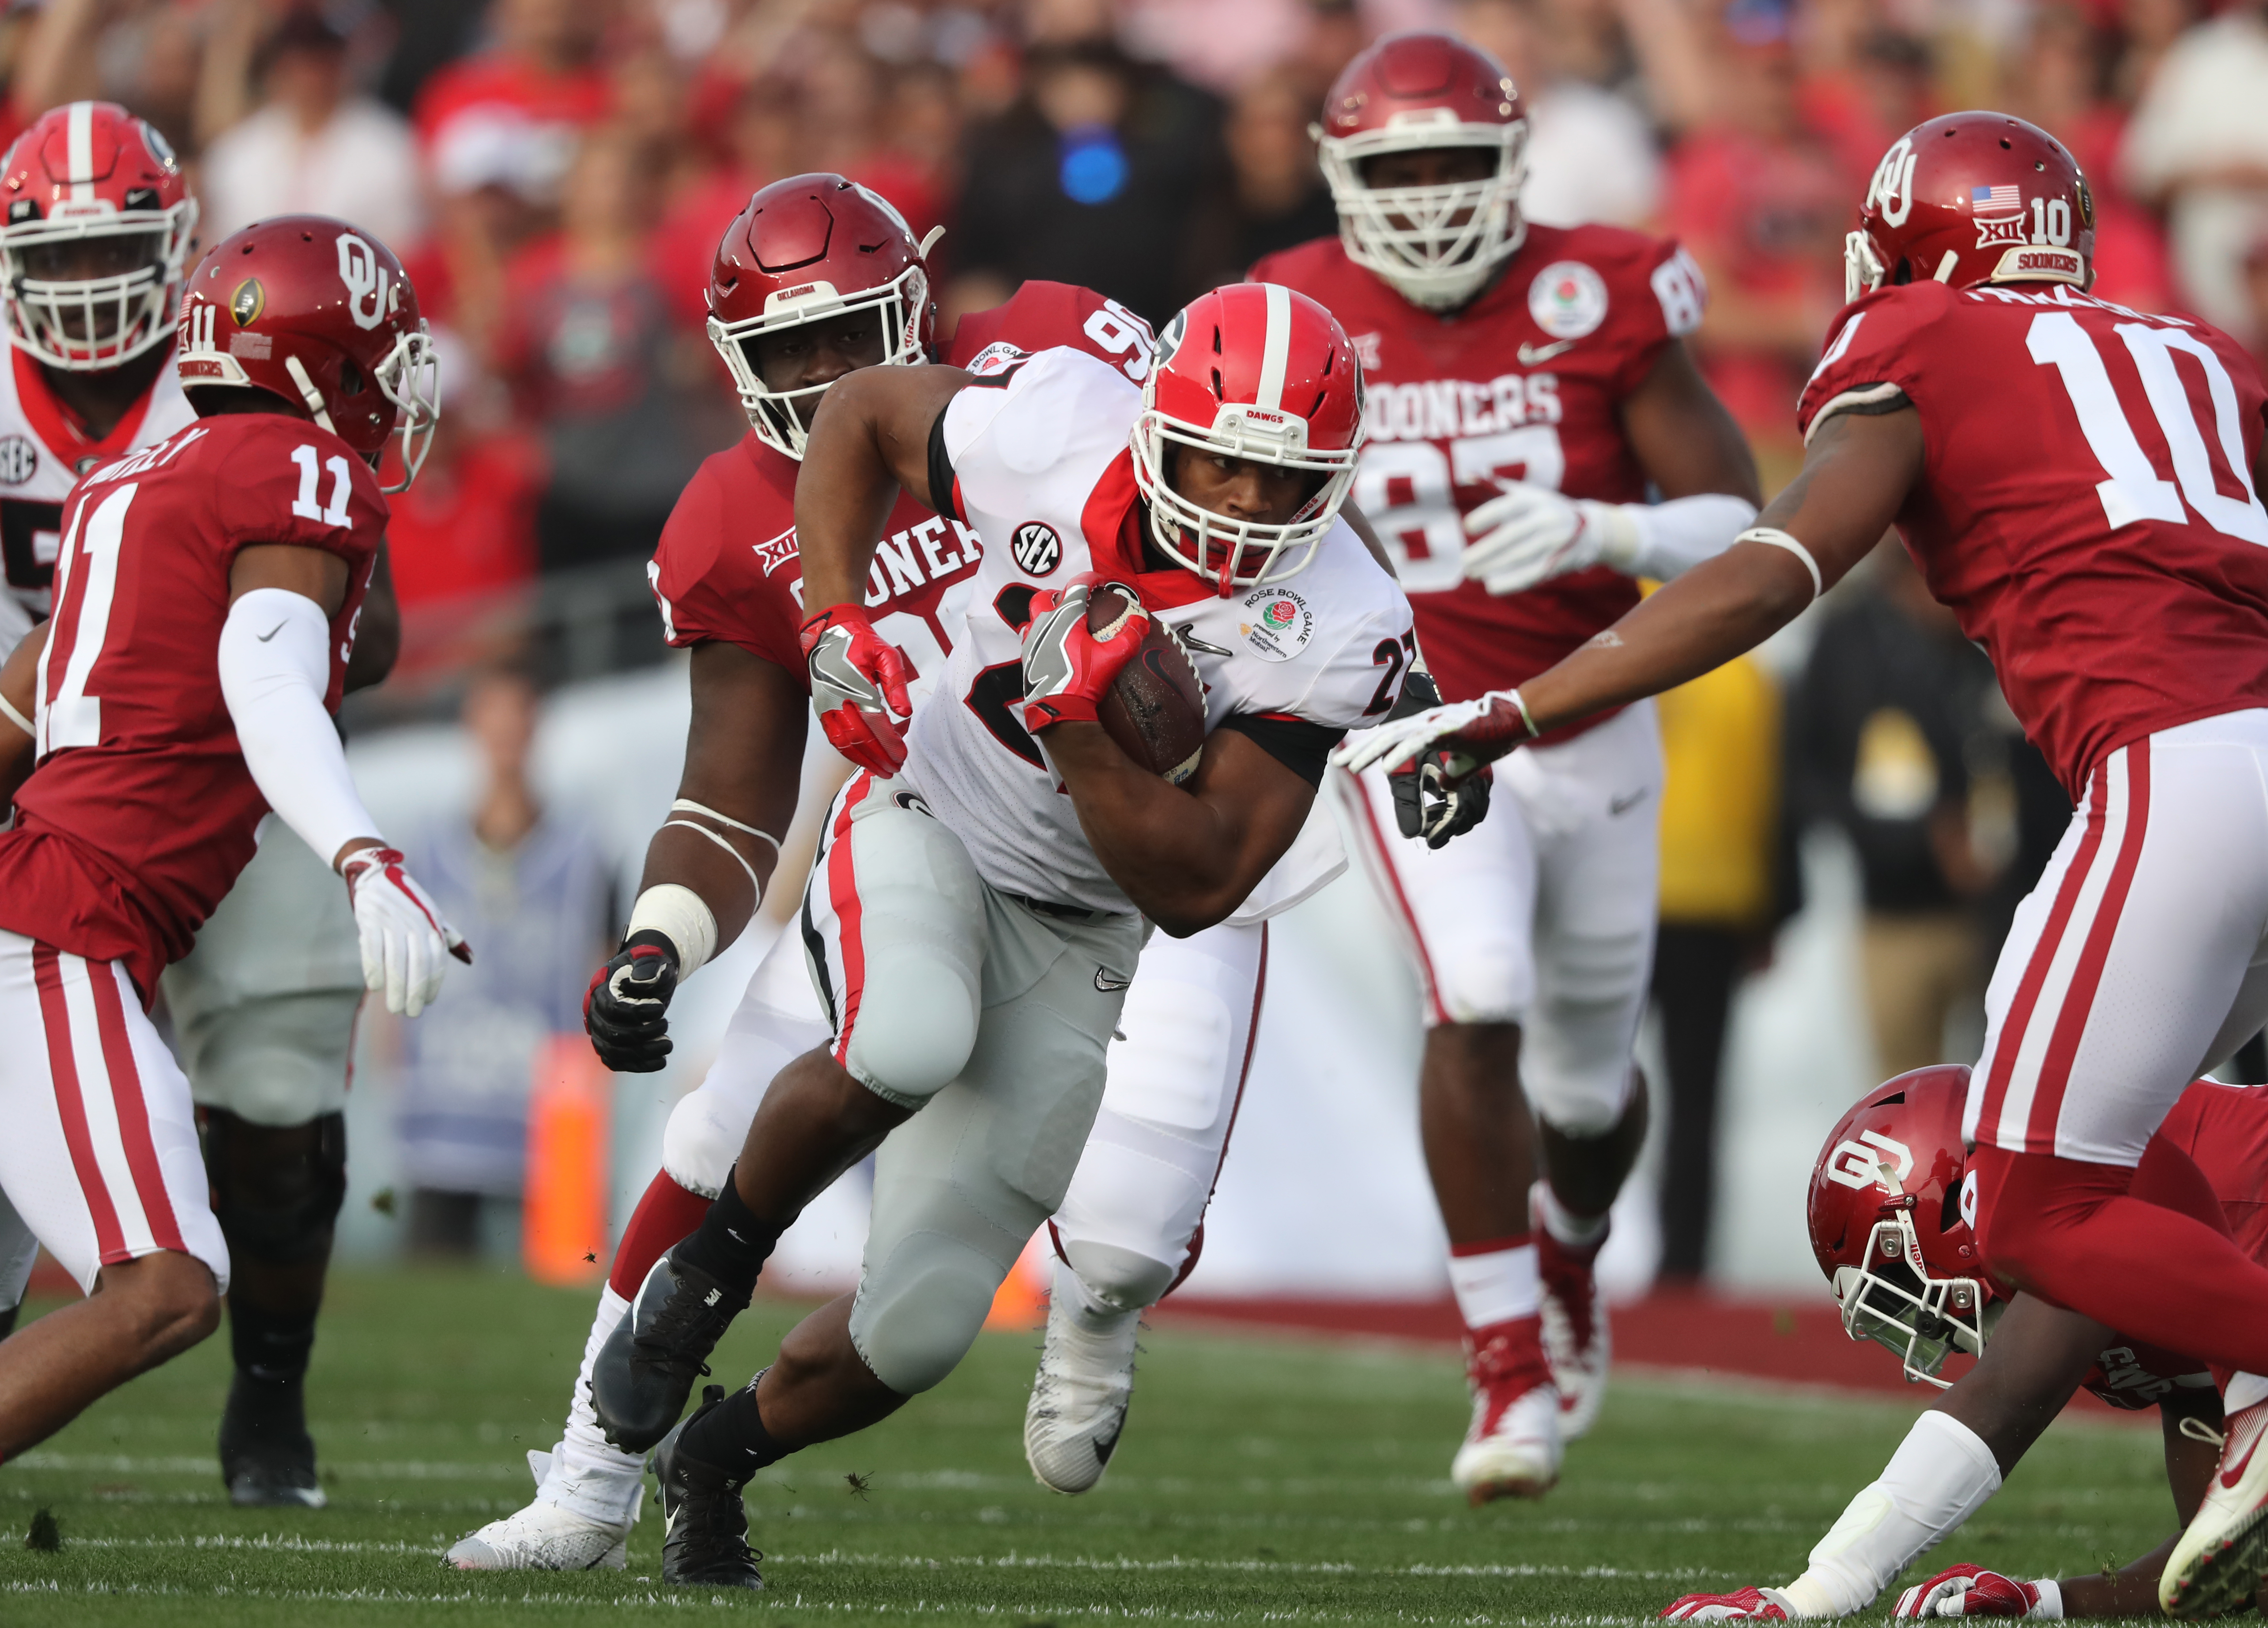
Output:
1739,526,1824,601
626,882,719,978
1505,687,1540,740
0,691,31,737
2030,1579,2062,1620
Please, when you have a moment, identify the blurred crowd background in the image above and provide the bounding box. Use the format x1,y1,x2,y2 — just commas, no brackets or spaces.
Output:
18,0,2268,1289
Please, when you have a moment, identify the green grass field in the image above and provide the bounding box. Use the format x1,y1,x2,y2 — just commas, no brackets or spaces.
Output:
0,1269,2180,1626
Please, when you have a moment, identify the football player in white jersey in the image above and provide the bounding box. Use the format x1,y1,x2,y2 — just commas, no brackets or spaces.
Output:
0,103,399,1508
589,282,1408,1589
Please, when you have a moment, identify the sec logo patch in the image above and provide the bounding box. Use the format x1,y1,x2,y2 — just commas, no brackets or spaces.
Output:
1011,521,1062,576
1528,261,1608,341
0,436,36,486
1238,587,1312,662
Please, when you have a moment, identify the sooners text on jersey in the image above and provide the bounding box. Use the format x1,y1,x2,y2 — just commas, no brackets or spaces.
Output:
1800,280,2268,797
1250,224,1705,718
646,280,1159,704
0,341,194,654
0,411,382,1000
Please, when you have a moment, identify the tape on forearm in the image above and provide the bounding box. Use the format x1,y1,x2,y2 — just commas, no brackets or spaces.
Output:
627,882,719,978
1788,1411,2002,1615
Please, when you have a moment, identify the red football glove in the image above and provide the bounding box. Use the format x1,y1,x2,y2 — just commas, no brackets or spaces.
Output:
1018,574,1147,733
1895,1566,2054,1619
801,604,913,776
1660,1587,1795,1621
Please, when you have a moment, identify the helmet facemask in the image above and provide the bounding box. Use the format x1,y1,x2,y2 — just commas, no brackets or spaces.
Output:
1,196,197,371
372,322,440,493
1830,1204,1993,1387
1130,404,1359,595
1318,120,1527,312
709,264,928,460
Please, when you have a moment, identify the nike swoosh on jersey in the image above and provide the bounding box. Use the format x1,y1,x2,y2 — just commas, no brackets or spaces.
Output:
1174,630,1235,658
1094,968,1130,992
256,622,288,641
1608,789,1649,815
1517,339,1577,365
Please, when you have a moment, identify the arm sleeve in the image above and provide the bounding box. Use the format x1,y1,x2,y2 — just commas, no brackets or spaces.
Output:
1779,1410,2003,1617
1616,492,1761,581
219,587,383,870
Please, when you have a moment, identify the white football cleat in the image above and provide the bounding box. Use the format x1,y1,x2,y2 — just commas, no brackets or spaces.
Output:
2161,1400,2268,1617
1024,1290,1141,1495
1451,1318,1562,1504
1535,1184,1611,1439
446,1448,634,1571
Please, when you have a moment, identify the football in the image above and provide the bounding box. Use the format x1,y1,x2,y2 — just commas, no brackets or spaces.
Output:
1089,583,1208,785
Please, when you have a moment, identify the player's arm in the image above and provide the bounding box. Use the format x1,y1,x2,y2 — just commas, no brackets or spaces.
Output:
2027,1387,2223,1619
0,621,47,808
220,543,468,1017
584,640,806,1072
342,541,400,695
792,362,971,774
1344,407,1919,781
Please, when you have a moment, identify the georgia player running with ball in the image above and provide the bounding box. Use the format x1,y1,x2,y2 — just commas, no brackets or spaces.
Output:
1665,1066,2262,1622
1251,30,1759,1500
0,214,459,1459
1346,110,2268,1615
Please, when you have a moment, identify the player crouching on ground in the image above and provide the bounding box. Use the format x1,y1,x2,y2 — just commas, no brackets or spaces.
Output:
1664,1065,2258,1621
594,283,1409,1589
0,215,462,1462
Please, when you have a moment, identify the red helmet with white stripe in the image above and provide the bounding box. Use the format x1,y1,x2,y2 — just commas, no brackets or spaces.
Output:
1807,1067,1998,1387
1314,32,1527,312
1131,282,1365,594
707,173,940,460
0,100,198,371
1846,111,2095,305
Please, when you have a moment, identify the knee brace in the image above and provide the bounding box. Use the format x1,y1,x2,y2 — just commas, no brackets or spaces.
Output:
1061,1238,1175,1316
1433,942,1535,1028
660,1086,744,1200
201,1110,347,1267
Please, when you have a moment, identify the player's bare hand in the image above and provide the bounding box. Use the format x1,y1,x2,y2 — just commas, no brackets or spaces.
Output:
1894,1566,2053,1619
801,604,913,776
1461,483,1634,596
341,845,470,1018
1332,688,1534,780
1660,1586,1797,1621
1019,573,1147,732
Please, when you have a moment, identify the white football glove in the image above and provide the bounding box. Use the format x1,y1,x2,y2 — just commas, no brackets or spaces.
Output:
1659,1586,1798,1621
1461,482,1641,596
1329,689,1534,778
341,845,472,1018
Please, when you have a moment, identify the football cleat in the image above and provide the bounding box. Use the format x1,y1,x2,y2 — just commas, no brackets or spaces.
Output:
217,1374,326,1509
592,1244,751,1453
447,1448,634,1571
2161,1400,2268,1617
1023,1294,1140,1495
1451,1316,1561,1504
652,1386,764,1590
1535,1184,1612,1439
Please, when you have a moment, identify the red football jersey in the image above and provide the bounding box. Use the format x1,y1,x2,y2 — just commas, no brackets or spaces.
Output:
646,280,1157,695
1799,281,2268,798
0,412,383,1001
1250,226,1707,717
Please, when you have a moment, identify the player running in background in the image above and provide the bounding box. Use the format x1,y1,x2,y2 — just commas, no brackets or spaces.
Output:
1253,30,1759,1500
0,103,402,1506
1344,110,2268,1614
1662,1066,2260,1621
0,215,458,1459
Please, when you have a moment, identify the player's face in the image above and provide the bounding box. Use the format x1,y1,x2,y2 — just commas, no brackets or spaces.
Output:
746,310,889,426
1361,147,1497,191
16,229,166,342
1167,446,1320,526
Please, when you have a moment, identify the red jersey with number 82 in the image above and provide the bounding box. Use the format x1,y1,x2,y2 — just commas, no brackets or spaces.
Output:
1799,281,2268,798
0,412,382,1000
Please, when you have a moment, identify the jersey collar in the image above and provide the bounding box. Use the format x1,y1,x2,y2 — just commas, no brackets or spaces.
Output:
1080,447,1212,611
11,342,161,471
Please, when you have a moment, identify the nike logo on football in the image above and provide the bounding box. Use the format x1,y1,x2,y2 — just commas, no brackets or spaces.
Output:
256,622,287,642
1518,339,1577,365
1095,968,1130,992
1608,789,1649,815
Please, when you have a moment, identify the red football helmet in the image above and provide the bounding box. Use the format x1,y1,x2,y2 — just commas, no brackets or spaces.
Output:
1314,32,1527,312
1846,111,2095,305
176,216,437,492
0,101,198,371
1808,1066,1997,1387
1131,281,1365,594
707,174,941,460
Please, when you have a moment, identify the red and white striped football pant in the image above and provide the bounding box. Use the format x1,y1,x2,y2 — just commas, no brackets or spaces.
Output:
1966,710,2268,1167
0,929,229,1293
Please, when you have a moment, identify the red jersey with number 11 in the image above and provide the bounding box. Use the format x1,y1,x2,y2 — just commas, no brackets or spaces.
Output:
0,412,383,1000
1798,281,2268,798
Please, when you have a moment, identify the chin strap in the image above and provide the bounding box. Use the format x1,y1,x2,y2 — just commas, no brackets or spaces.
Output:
282,354,337,433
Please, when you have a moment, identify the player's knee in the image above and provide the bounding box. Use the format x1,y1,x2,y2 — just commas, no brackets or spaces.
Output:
201,1110,347,1266
108,1251,223,1359
848,1245,1000,1395
844,956,980,1106
1062,1239,1175,1314
1432,943,1534,1028
659,1089,742,1199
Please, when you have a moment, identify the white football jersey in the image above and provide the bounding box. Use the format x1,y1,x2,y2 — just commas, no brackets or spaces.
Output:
904,346,1414,915
0,341,195,656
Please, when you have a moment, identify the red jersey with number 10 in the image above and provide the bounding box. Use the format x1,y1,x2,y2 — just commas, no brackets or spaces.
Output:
1798,280,2268,798
0,412,383,1000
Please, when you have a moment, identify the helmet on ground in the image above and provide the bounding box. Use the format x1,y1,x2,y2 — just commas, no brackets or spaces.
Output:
1131,281,1365,594
707,173,940,460
0,100,198,371
1846,111,2095,305
1807,1066,1998,1387
1313,32,1527,312
176,216,437,492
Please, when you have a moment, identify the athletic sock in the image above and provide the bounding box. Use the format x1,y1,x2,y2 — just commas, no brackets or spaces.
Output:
229,1299,318,1389
671,1166,781,1296
1448,1235,1540,1332
677,1373,792,1482
1533,1182,1609,1251
609,1171,716,1299
543,1283,646,1528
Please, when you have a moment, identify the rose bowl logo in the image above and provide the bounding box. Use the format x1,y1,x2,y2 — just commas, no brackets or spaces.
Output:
1238,587,1312,662
1011,520,1062,576
1263,598,1298,626
1527,261,1608,341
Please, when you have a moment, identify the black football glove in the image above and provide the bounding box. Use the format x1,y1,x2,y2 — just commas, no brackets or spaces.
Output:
583,930,679,1072
1385,667,1493,848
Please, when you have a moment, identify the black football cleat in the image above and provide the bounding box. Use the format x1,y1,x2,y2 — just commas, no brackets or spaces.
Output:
652,1386,764,1590
592,1244,751,1453
218,1373,327,1509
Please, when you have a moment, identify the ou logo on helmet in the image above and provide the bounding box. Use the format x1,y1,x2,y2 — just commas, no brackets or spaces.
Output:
1823,1128,1914,1192
336,233,394,331
1867,137,1918,229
